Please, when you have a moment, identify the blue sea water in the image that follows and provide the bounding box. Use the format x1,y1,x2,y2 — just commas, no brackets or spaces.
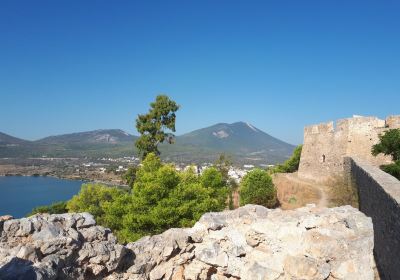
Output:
0,176,83,218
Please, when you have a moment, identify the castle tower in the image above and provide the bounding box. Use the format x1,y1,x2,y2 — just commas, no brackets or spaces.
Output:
298,115,398,182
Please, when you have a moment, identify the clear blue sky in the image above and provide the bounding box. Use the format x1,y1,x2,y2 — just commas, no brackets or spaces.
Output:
1,0,399,145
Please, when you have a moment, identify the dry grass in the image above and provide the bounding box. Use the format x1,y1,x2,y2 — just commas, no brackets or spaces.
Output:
272,173,321,210
324,176,358,208
272,173,358,210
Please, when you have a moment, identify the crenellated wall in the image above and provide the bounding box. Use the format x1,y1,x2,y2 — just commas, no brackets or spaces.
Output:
298,115,400,182
348,157,400,280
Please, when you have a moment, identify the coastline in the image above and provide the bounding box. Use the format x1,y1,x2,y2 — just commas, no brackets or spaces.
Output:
0,165,128,188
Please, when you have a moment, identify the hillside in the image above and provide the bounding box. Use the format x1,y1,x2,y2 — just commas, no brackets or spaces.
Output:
0,130,137,159
37,129,136,145
0,123,295,164
166,122,295,164
0,132,29,146
184,122,291,151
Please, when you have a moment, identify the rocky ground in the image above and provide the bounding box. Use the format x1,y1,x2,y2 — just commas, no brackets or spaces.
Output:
0,205,375,280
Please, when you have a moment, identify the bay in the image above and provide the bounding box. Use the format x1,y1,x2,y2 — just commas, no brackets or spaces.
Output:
0,176,83,218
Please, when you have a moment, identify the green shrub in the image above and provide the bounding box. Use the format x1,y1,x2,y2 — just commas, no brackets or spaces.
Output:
380,162,400,180
372,129,400,161
66,183,127,225
372,129,400,180
121,156,228,242
269,145,302,174
27,201,68,216
239,168,277,208
122,166,138,188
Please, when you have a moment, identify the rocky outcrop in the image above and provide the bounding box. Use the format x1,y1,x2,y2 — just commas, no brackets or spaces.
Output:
0,205,375,280
0,213,130,279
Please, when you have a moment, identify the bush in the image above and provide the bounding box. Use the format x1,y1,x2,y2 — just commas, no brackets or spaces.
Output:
372,129,400,180
269,145,302,174
66,183,127,225
239,168,277,208
380,162,400,180
27,201,68,216
120,156,228,242
372,129,400,161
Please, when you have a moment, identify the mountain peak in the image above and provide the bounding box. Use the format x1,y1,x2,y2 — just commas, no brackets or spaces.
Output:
176,122,295,163
229,121,261,132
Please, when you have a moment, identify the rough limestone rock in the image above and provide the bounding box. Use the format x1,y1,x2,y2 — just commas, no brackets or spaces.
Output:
0,212,130,279
0,205,375,280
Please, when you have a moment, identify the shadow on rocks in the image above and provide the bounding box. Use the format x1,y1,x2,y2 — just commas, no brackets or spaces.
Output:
0,257,37,280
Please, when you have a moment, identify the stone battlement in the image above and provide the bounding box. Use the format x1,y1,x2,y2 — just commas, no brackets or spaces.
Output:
304,115,400,136
299,115,400,182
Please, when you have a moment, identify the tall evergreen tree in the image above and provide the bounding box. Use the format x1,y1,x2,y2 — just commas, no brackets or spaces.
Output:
135,95,179,159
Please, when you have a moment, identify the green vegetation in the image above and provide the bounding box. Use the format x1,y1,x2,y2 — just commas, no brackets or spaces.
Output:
380,163,400,180
213,153,239,209
66,184,128,226
115,154,228,242
214,153,232,181
372,129,400,180
372,129,400,161
268,145,303,174
288,196,297,204
30,153,229,243
239,168,277,208
135,95,180,159
122,166,138,188
28,201,68,216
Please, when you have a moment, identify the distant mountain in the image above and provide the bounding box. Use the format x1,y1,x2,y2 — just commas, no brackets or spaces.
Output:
0,130,137,159
0,132,29,146
169,122,295,164
177,122,292,153
0,123,295,164
37,129,136,145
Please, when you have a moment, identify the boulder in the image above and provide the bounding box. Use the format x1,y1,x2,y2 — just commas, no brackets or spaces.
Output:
0,213,129,279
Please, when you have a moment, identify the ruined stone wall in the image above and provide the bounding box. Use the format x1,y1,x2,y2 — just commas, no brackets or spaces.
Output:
348,157,400,280
298,115,400,182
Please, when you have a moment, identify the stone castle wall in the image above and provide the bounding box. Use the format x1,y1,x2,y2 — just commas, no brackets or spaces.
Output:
348,157,400,279
298,115,400,182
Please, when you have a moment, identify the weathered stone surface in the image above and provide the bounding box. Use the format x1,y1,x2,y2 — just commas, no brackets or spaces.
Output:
0,212,129,280
350,157,400,280
0,205,375,280
108,204,375,280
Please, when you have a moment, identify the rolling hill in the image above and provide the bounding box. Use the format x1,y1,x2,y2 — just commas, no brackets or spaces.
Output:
0,132,29,146
0,123,295,164
37,129,136,145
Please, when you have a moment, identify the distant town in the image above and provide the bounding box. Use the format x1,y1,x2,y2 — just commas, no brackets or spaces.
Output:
0,155,275,186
